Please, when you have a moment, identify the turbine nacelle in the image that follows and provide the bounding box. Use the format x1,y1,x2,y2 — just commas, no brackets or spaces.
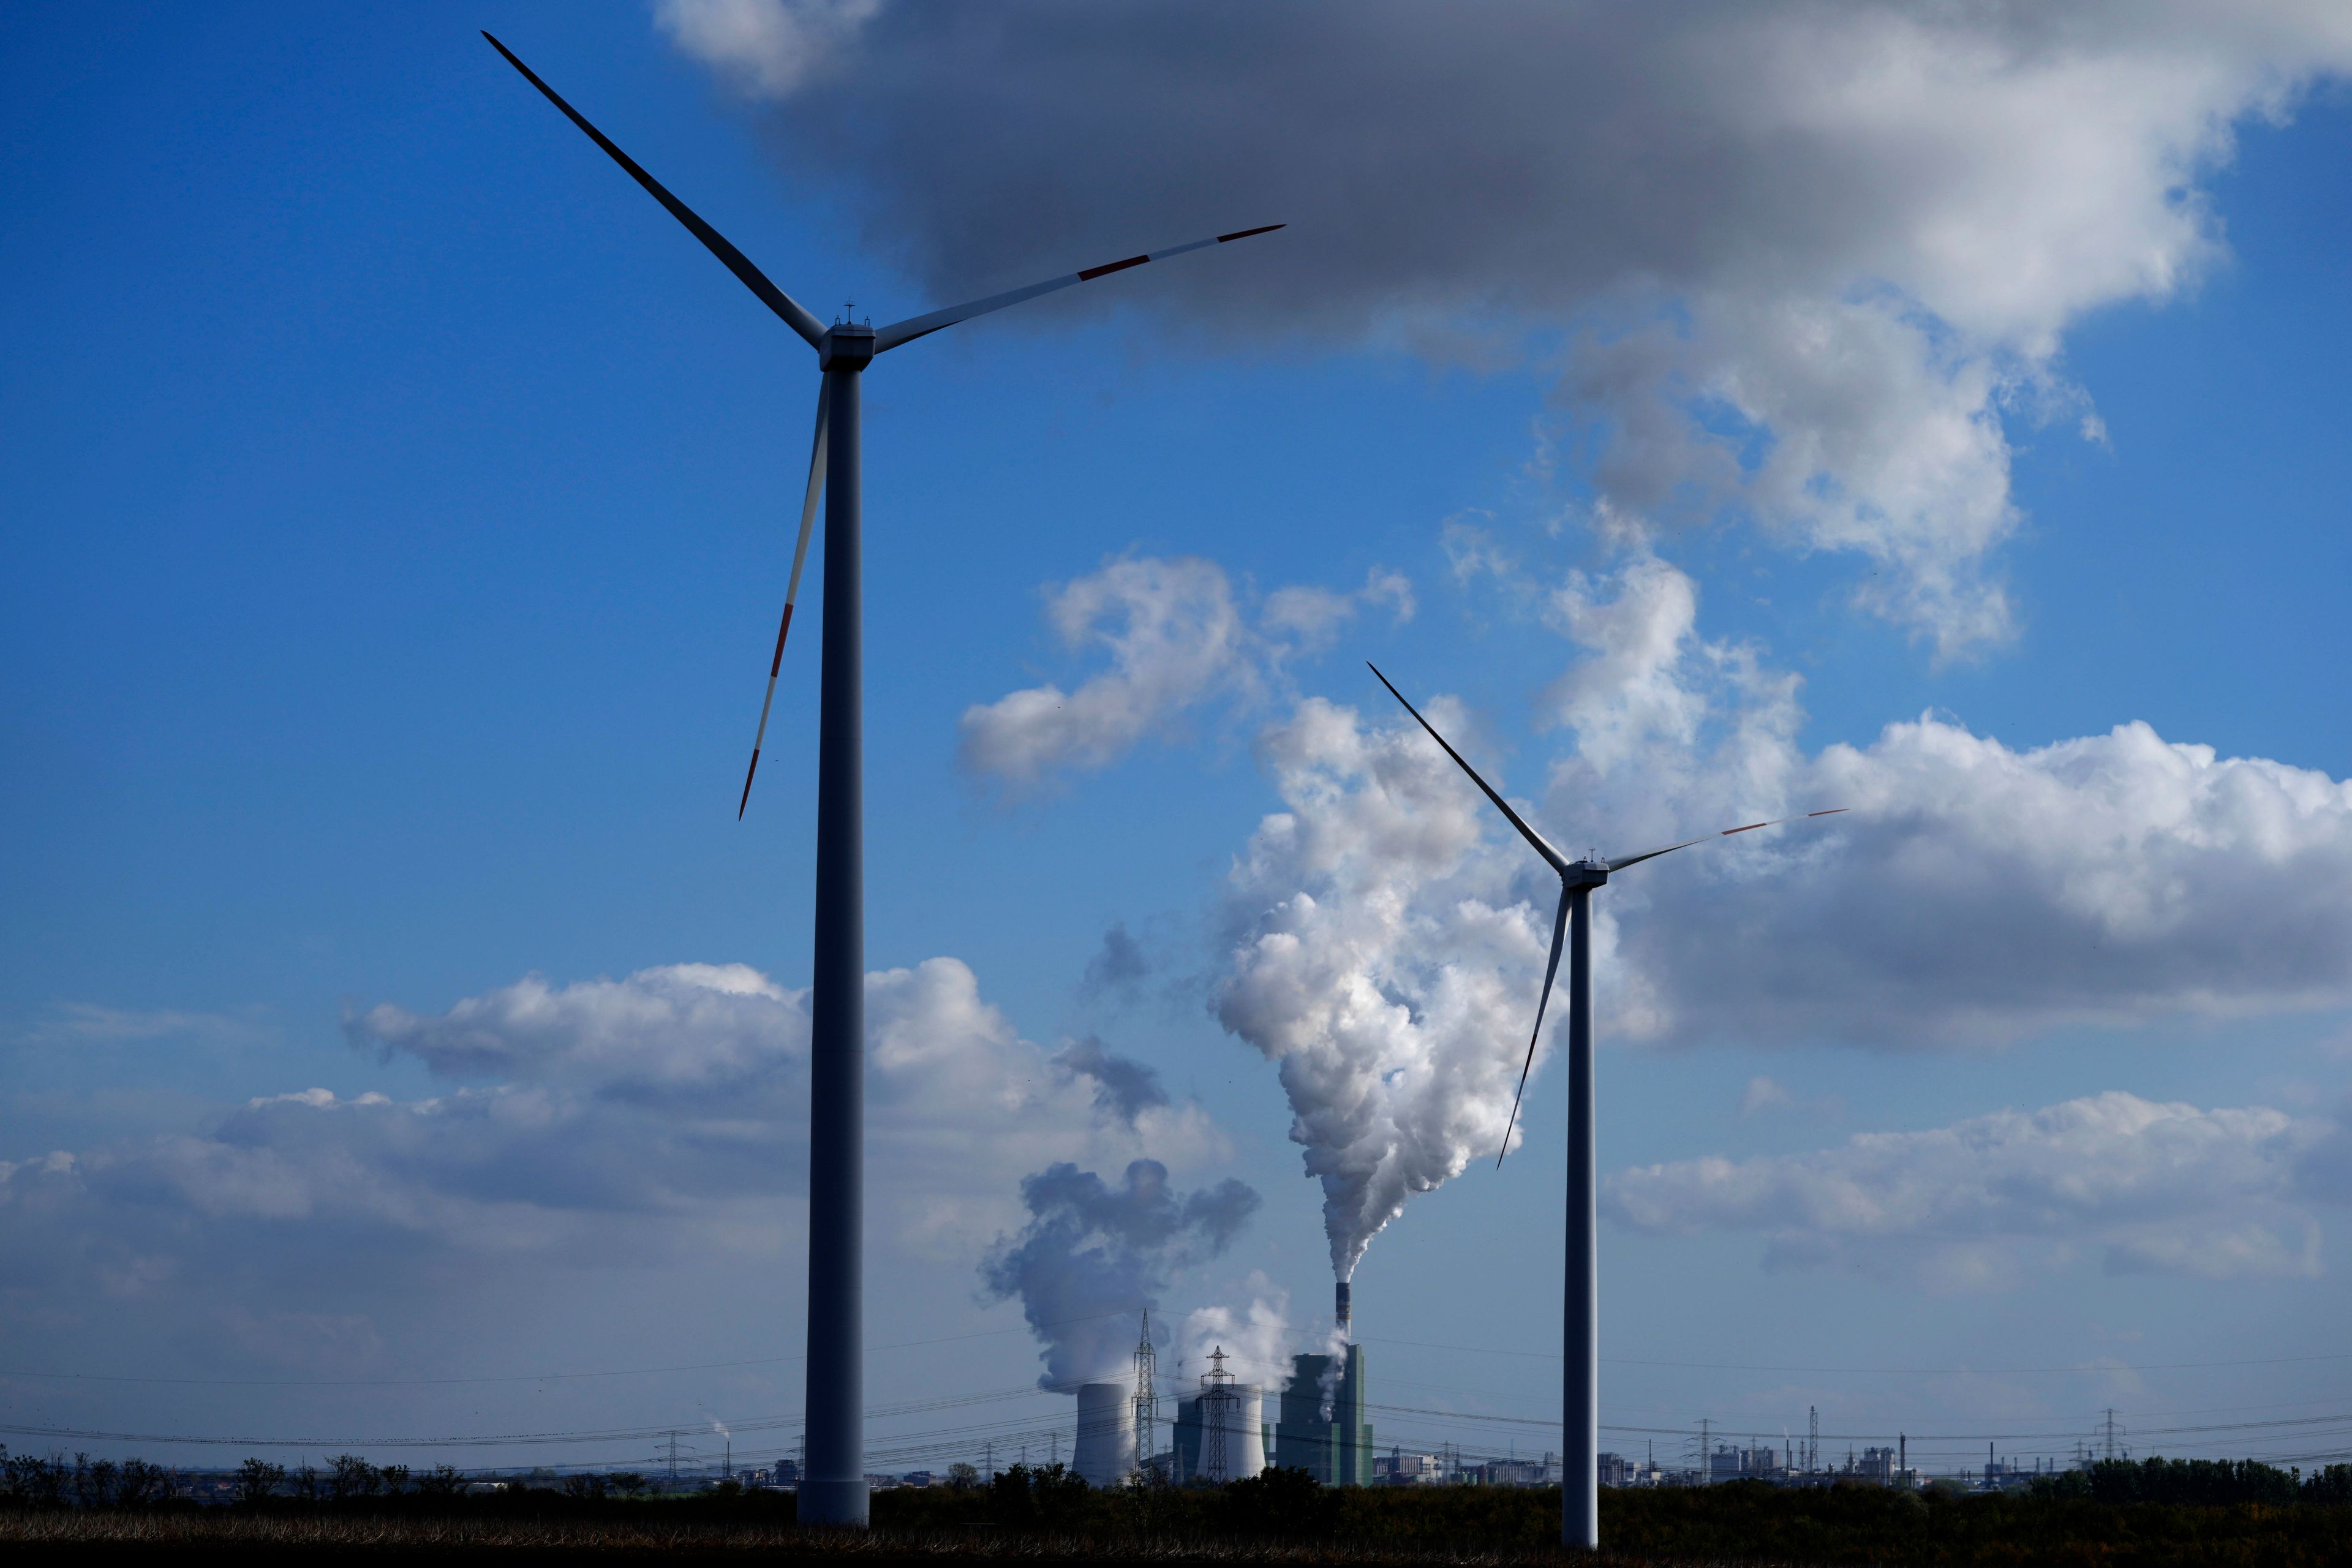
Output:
481,32,1280,819
817,323,876,372
1365,661,1843,1165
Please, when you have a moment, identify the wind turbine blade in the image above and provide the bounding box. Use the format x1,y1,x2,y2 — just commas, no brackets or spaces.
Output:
1498,887,1572,1168
1366,663,1567,872
738,385,830,818
1605,808,1849,872
481,32,826,350
872,224,1284,353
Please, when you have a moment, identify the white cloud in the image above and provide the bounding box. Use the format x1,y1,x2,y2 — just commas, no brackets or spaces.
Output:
1248,545,2352,1054
1262,569,1415,647
960,557,1249,789
345,962,796,1092
654,0,879,97
17,1003,268,1046
0,959,1226,1321
1571,294,2026,655
1738,1077,1795,1118
662,1,2352,653
1607,1090,2332,1287
960,557,1412,790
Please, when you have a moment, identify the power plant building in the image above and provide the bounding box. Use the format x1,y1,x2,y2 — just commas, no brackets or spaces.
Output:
1151,1289,1374,1488
1273,1345,1373,1485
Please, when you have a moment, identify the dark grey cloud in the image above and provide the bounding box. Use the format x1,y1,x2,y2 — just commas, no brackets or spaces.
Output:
980,1158,1260,1386
1054,1036,1169,1126
1079,922,1151,1003
668,1,2297,332
660,0,2352,652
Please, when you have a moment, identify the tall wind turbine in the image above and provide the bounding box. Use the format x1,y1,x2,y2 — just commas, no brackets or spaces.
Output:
1367,665,1841,1550
484,34,1281,1529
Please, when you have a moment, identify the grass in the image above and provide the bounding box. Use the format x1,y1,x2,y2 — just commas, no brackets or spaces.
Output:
0,1509,1670,1565
4,1466,2351,1565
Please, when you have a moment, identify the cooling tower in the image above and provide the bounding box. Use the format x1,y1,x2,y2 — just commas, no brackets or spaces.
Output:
1073,1382,1136,1486
1196,1383,1266,1483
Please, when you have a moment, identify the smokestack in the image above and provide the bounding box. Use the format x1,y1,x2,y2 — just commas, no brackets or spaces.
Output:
1335,1280,1351,1336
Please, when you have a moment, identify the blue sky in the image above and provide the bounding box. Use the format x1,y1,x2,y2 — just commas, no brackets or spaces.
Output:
6,2,2352,1479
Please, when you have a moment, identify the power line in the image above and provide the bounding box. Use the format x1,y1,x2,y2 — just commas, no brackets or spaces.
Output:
1365,1336,2352,1378
20,1390,2351,1462
17,1319,2338,1392
0,1379,1097,1454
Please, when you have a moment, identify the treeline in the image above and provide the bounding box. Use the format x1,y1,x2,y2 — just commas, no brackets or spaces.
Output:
1599,1475,2352,1566
0,1450,683,1507
2032,1456,2352,1506
1,1452,175,1507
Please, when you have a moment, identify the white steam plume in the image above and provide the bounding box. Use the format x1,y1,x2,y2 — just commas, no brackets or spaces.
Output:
1213,693,1546,1280
1176,1280,1292,1394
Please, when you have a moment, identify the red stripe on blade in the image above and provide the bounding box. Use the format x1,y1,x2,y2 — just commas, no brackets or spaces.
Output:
1077,254,1149,281
1808,808,1849,816
737,748,761,819
1722,821,1768,835
1217,224,1286,242
769,602,794,677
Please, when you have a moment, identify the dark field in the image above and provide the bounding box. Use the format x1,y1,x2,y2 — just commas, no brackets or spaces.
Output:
5,1463,2352,1566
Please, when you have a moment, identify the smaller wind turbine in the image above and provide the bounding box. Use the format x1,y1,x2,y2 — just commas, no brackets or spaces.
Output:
1366,663,1842,1551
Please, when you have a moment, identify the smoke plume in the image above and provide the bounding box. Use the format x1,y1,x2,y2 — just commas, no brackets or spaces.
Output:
1213,690,1545,1280
1177,1280,1294,1396
981,1159,1260,1387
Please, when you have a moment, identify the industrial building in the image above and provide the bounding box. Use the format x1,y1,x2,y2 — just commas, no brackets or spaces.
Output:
1162,1352,1376,1488
1267,1284,1373,1485
1109,1286,1377,1487
1270,1344,1372,1484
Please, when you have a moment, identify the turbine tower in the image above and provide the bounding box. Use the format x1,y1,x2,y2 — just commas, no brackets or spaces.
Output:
1367,665,1842,1549
484,34,1281,1529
